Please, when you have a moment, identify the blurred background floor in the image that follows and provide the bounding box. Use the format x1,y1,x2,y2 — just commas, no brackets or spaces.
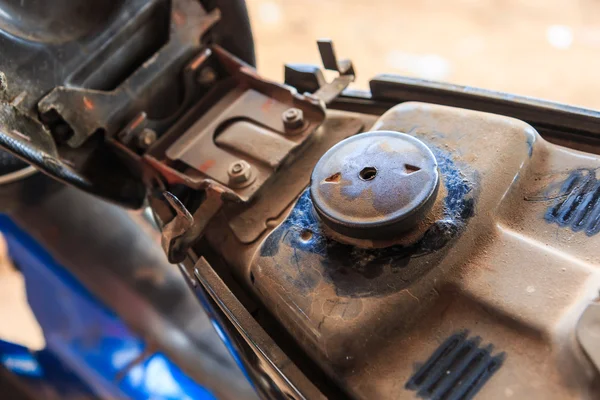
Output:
247,0,600,109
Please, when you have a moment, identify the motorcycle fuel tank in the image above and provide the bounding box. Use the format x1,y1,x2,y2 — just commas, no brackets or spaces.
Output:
206,102,600,399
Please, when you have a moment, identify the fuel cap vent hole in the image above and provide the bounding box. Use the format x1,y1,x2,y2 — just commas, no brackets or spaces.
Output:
359,167,377,181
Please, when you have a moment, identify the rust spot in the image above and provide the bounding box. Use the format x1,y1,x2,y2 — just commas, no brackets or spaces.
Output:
198,159,216,172
173,10,185,26
189,55,205,70
324,172,341,183
83,96,94,110
261,98,274,113
300,229,313,241
131,114,145,129
144,156,188,185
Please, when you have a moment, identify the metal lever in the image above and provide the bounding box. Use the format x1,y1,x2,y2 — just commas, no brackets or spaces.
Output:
160,186,224,263
284,39,356,103
284,64,326,93
317,39,355,76
312,39,356,104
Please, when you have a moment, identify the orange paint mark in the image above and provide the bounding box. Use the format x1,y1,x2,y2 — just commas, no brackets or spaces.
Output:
190,55,205,70
261,98,274,113
173,10,185,26
130,114,145,130
83,96,94,110
198,159,216,172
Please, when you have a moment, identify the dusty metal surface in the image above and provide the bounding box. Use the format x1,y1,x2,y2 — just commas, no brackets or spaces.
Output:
369,75,600,154
205,102,600,399
405,331,505,399
162,86,323,197
201,109,375,397
577,300,600,373
223,110,366,244
193,257,326,400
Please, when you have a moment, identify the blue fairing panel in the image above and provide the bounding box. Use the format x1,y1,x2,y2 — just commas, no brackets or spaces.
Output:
0,215,215,399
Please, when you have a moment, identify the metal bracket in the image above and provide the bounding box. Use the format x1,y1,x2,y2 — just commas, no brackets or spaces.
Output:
0,92,145,207
144,46,326,203
141,46,330,260
37,2,220,148
160,188,224,263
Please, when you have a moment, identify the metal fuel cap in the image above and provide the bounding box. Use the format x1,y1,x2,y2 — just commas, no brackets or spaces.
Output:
310,130,439,239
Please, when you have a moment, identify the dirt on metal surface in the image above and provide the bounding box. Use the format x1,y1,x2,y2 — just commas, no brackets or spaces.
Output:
206,103,600,399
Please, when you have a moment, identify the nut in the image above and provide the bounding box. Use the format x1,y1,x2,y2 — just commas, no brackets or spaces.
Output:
282,107,304,132
228,160,254,187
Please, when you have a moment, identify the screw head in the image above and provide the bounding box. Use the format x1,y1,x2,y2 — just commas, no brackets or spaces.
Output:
228,160,254,187
282,107,304,132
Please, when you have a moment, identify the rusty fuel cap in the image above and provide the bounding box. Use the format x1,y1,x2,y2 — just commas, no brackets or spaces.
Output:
310,130,439,239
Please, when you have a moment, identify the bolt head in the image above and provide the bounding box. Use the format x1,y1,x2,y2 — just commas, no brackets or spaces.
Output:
228,160,254,187
231,163,244,173
282,107,304,131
